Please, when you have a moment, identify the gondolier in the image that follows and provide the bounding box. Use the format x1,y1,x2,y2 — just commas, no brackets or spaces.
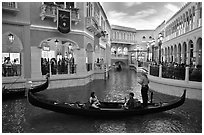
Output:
138,71,149,107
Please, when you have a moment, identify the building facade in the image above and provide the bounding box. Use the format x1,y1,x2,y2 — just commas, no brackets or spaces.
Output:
111,25,137,66
154,2,202,66
2,2,111,87
111,25,154,66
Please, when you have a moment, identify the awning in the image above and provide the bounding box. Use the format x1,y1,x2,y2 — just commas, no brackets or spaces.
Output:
2,32,23,53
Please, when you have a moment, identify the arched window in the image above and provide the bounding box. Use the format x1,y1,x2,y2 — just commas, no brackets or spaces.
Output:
123,47,128,55
2,32,23,77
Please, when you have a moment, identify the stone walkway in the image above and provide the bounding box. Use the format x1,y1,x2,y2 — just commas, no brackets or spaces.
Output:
149,81,202,101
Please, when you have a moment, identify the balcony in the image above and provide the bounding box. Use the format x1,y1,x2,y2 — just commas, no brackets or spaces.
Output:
40,4,81,23
2,2,19,13
40,4,58,22
85,17,98,32
70,8,81,25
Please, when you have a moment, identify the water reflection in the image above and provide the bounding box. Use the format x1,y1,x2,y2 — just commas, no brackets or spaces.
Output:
2,68,202,133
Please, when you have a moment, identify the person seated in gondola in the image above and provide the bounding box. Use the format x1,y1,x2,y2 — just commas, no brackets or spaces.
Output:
124,92,141,109
89,92,101,109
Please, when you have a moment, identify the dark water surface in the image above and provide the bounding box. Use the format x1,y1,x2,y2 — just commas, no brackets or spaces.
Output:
2,68,202,133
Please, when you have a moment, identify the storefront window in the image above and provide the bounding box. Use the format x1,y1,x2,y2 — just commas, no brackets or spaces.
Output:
2,53,21,77
41,40,77,75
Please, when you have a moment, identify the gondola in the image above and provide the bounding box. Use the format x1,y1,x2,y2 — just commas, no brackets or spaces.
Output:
2,74,49,100
28,87,186,117
116,64,122,71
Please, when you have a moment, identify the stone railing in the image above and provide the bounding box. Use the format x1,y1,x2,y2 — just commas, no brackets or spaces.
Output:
149,64,202,82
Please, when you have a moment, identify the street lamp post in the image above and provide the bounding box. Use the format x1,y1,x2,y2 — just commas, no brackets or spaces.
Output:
158,33,163,64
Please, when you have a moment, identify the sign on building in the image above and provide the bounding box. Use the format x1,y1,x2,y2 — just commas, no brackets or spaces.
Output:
57,9,71,34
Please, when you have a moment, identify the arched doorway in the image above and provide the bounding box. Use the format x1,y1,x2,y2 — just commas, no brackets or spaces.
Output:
2,32,23,77
39,38,78,75
196,38,202,65
86,43,93,71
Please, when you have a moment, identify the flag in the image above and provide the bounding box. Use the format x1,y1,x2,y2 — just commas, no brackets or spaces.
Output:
57,9,71,34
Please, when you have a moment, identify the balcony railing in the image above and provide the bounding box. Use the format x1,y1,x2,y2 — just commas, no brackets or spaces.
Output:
164,17,202,43
40,4,80,23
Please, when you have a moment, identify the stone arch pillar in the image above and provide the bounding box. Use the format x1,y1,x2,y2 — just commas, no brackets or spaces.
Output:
178,43,182,64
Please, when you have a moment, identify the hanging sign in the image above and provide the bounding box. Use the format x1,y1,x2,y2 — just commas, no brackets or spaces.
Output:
57,9,71,34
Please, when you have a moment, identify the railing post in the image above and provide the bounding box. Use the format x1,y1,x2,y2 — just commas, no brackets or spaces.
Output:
185,66,189,82
148,64,150,75
49,61,52,76
159,64,162,78
25,80,32,96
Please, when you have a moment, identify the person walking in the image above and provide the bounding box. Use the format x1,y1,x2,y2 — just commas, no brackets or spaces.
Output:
138,71,149,107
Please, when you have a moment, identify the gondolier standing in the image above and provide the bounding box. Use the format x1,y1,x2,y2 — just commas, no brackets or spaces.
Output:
138,71,149,107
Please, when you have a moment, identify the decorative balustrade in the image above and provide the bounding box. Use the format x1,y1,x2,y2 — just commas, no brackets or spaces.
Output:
164,17,202,42
40,4,80,23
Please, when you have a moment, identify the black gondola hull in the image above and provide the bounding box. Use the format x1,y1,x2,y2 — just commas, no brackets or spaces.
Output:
2,75,49,100
28,90,186,117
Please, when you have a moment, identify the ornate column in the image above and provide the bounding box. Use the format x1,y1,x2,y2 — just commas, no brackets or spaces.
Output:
185,66,189,82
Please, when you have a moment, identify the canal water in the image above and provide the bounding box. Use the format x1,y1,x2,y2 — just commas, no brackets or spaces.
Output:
2,68,202,133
